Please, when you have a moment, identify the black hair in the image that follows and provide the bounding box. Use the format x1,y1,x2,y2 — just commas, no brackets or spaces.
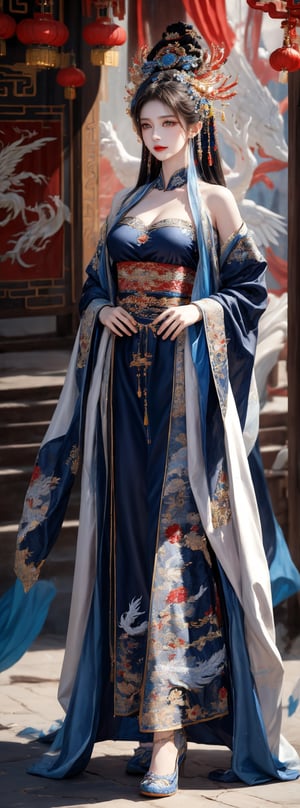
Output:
147,21,205,64
129,22,226,187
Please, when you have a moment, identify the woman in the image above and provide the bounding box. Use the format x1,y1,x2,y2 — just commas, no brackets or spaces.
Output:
15,22,299,796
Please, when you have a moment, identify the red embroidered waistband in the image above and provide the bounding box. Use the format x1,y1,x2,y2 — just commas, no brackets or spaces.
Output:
117,261,194,297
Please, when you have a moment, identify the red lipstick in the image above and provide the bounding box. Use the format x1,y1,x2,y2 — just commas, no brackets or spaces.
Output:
154,146,167,151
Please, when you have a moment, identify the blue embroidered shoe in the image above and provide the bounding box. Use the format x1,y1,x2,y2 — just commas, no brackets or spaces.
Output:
126,745,152,775
139,730,186,797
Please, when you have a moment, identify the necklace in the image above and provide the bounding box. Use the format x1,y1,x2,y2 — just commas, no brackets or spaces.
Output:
153,166,187,192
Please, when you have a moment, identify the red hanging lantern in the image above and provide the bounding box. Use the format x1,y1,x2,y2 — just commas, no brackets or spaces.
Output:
0,10,16,57
269,21,300,73
56,63,86,99
270,44,300,72
247,2,300,74
16,4,69,68
83,2,126,66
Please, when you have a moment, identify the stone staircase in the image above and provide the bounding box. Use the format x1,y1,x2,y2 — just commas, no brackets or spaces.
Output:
0,373,79,636
258,404,288,535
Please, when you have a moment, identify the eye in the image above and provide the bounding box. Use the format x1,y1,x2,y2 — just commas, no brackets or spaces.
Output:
141,122,151,130
163,120,177,127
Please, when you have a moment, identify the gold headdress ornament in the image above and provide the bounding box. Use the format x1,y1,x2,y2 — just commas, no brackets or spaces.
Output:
125,22,238,169
125,36,237,120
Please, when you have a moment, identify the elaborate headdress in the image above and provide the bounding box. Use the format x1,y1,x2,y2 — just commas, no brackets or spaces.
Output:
126,22,237,123
125,22,237,171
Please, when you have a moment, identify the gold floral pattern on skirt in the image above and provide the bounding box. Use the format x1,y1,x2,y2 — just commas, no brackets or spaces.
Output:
114,335,229,730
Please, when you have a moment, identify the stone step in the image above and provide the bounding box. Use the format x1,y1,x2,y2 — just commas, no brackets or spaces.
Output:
0,352,73,632
259,408,288,429
0,399,58,424
264,470,288,530
0,421,50,445
260,444,285,470
259,425,287,447
0,442,42,468
0,382,63,404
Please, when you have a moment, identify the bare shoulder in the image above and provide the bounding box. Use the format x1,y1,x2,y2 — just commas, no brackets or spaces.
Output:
199,182,243,244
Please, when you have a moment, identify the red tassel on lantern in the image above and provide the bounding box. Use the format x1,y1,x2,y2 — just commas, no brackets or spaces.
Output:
0,10,16,56
56,63,86,99
83,2,126,66
17,10,69,68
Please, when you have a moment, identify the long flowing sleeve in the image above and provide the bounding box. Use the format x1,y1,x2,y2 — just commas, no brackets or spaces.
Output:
185,225,300,779
15,226,113,591
14,186,133,590
190,223,267,485
213,224,267,427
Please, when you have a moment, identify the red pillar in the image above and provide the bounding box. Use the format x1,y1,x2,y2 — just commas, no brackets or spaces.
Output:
287,70,300,627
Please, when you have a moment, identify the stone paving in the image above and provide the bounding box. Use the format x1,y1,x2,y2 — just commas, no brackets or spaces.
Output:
0,633,299,808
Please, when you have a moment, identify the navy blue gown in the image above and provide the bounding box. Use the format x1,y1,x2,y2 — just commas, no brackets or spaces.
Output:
107,214,229,729
14,174,300,783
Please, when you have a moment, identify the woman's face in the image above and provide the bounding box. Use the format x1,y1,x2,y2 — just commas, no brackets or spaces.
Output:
139,99,189,165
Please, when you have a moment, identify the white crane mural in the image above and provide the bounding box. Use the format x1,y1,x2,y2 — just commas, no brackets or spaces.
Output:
0,128,70,269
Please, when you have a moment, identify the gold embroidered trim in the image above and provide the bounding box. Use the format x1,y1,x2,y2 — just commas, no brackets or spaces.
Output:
77,300,101,369
117,261,195,296
66,445,80,475
120,215,196,237
14,549,45,593
117,293,190,318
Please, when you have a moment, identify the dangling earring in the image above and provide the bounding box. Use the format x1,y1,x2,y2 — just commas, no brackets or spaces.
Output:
141,145,151,180
208,113,217,167
196,131,202,164
206,116,212,166
201,117,208,165
146,149,152,179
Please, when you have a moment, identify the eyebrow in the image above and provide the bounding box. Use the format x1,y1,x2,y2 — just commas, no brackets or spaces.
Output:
140,114,178,121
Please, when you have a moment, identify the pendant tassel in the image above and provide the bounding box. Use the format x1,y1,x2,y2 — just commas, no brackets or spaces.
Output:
130,324,152,443
143,394,149,426
137,369,142,398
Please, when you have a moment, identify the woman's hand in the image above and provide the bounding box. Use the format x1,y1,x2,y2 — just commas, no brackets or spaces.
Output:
153,303,202,341
99,305,138,336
